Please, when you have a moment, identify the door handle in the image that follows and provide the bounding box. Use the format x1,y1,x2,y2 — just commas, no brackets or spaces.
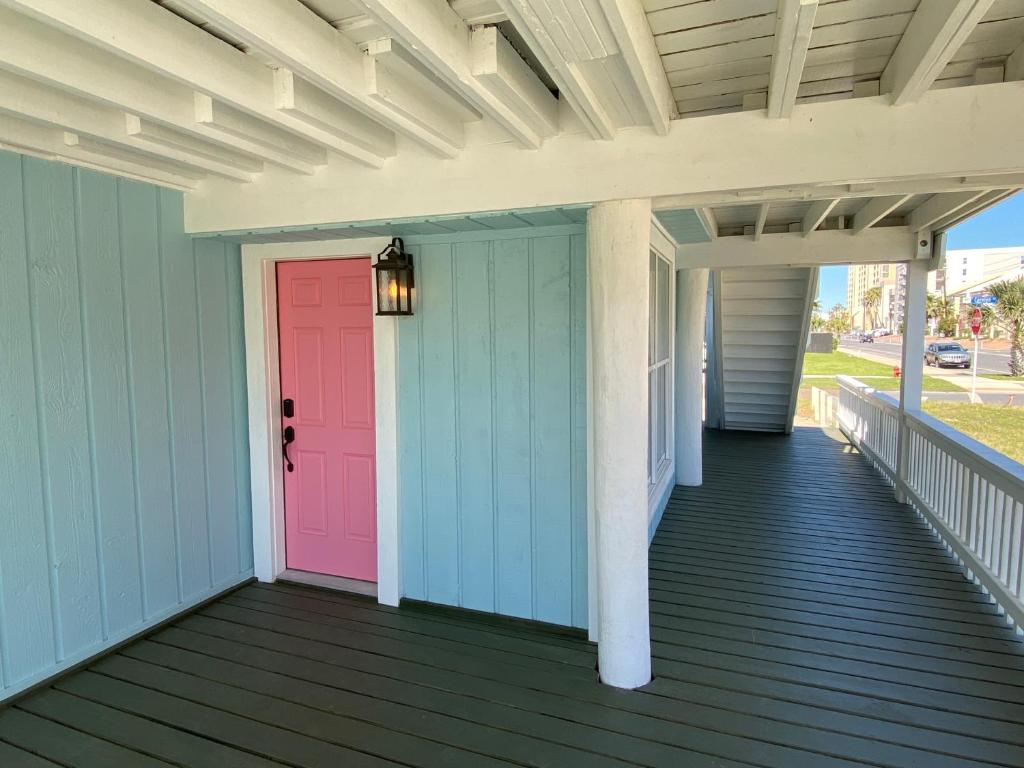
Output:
283,425,296,473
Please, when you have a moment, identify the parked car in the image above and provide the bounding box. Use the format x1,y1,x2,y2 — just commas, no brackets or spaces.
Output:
859,332,874,343
925,342,971,368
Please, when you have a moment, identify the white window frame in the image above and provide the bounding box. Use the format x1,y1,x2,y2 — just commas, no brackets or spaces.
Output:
647,223,676,518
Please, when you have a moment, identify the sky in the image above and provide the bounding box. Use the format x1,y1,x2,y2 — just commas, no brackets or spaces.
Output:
816,191,1024,309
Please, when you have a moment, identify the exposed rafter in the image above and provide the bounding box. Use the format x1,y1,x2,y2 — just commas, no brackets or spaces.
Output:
801,198,839,236
2,0,394,167
596,0,677,134
471,26,559,138
0,8,319,174
767,0,818,119
0,68,258,183
906,190,986,232
1007,41,1024,82
356,0,550,149
174,0,469,158
753,203,770,241
930,189,1017,231
696,207,718,241
880,0,995,105
852,195,911,234
0,112,199,190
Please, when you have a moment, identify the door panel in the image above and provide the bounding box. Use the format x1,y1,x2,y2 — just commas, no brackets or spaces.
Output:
277,258,377,581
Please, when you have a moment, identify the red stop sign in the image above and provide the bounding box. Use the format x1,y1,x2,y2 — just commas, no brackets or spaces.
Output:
970,308,983,336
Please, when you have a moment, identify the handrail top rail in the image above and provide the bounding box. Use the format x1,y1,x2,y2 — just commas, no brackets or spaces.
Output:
838,375,1024,496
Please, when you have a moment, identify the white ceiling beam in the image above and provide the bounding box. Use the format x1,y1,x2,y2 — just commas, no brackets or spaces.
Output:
880,0,995,105
851,195,911,234
0,7,319,174
696,207,719,241
1006,41,1024,82
174,0,468,159
185,82,1024,233
753,203,770,241
596,0,677,134
801,198,839,236
0,68,258,183
124,116,261,177
356,0,548,148
930,188,1015,231
2,0,393,167
653,173,1024,210
497,0,616,139
677,228,917,270
0,113,199,191
471,26,559,138
193,94,325,167
906,190,986,231
767,0,819,119
62,132,206,185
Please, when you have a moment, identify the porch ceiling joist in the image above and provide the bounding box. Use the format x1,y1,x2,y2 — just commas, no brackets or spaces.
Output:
801,198,839,237
880,0,996,105
0,8,319,174
0,112,199,191
653,173,1024,211
173,0,468,159
753,203,770,241
851,195,911,234
185,82,1024,233
0,0,396,168
677,227,916,270
1006,41,1024,81
767,0,818,119
931,188,1018,231
0,69,259,183
696,207,719,241
355,0,552,149
906,190,987,232
496,0,675,139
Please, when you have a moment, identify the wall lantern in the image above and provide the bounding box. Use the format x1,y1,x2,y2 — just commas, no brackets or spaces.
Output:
373,237,414,316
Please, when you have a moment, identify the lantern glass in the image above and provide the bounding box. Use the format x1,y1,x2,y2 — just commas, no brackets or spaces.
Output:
373,238,414,316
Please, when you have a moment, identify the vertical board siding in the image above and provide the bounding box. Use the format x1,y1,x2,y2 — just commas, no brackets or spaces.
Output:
398,232,588,628
0,151,252,701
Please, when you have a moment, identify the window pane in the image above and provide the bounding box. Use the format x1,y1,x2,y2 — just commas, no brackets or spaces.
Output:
649,252,656,367
657,258,670,362
647,370,656,485
656,365,668,462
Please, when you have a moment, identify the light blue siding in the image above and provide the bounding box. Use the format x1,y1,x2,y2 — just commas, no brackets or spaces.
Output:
398,231,588,628
0,151,252,701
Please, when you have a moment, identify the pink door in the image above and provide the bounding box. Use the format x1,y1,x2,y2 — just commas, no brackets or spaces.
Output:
277,258,377,581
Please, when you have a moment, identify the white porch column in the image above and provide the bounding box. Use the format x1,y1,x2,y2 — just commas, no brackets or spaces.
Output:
587,199,652,689
896,257,928,502
675,268,709,486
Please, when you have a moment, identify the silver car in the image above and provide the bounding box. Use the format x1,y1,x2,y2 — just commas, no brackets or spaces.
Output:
924,342,971,368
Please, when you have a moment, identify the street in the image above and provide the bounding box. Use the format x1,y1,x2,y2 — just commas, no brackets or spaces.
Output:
840,338,1013,375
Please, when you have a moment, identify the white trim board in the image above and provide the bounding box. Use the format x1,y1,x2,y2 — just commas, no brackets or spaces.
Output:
241,236,401,607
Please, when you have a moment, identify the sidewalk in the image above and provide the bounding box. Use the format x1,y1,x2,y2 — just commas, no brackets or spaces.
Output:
842,345,1024,394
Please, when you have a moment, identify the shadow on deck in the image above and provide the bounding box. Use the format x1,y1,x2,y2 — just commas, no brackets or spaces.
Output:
2,427,1024,767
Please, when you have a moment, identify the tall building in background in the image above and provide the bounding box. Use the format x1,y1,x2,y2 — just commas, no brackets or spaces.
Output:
847,263,897,330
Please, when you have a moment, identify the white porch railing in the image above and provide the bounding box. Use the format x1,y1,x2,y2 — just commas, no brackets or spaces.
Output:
835,376,1024,630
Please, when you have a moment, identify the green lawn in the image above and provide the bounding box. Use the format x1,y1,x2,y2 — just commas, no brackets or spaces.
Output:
922,402,1024,464
987,374,1024,381
801,352,962,392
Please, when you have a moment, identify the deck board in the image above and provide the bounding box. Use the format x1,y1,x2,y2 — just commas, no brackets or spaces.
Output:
3,427,1024,766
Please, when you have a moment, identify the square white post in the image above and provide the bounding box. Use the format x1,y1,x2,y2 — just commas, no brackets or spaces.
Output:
675,268,709,486
587,199,652,689
896,254,929,502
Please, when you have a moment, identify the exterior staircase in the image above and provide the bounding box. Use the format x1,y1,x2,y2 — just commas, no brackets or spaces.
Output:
709,266,818,432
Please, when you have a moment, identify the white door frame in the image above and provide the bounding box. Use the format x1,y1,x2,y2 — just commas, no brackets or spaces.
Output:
240,237,400,606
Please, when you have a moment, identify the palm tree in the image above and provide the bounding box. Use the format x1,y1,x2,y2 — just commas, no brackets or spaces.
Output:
926,292,955,336
863,286,881,330
990,277,1024,375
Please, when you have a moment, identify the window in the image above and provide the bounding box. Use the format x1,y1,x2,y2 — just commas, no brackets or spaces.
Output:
648,249,673,492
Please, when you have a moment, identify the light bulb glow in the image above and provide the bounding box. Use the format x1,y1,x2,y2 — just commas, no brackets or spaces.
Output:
388,279,399,300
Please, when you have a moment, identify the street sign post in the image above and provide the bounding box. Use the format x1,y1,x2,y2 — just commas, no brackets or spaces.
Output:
970,308,982,401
